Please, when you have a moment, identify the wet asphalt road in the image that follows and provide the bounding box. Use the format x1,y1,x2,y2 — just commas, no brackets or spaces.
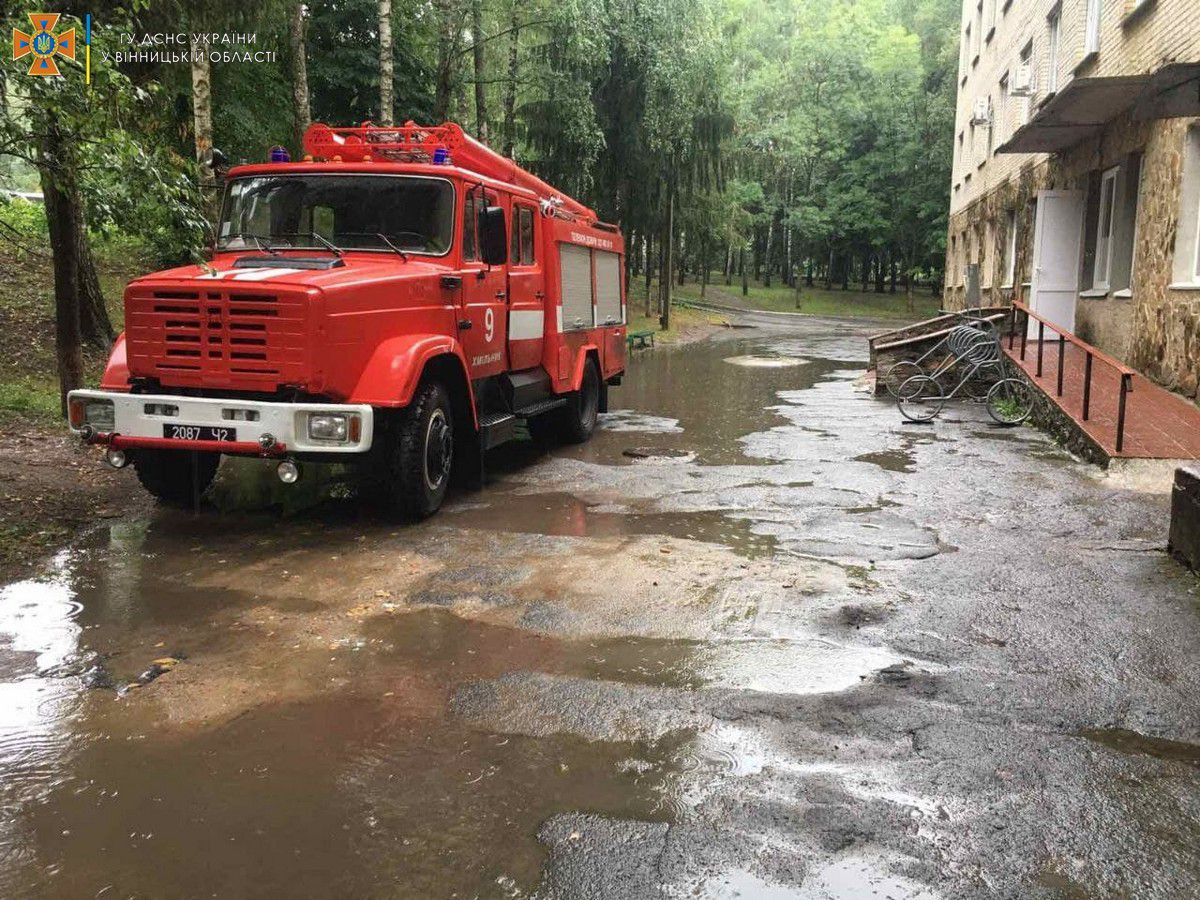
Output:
1,312,1198,899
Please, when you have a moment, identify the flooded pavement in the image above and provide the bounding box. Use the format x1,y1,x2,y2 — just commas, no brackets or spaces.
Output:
2,312,1199,898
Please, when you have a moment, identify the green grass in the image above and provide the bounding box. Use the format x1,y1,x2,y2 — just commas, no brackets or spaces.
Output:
0,374,61,422
624,304,727,344
660,276,942,321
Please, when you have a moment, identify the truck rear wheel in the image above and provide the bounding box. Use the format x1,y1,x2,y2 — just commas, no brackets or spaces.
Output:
528,357,601,446
375,380,455,519
132,449,220,507
560,357,601,443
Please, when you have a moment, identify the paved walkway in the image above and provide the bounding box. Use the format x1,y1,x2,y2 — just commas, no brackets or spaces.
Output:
1005,340,1200,459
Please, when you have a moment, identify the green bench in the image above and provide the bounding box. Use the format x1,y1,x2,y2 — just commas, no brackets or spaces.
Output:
627,329,656,349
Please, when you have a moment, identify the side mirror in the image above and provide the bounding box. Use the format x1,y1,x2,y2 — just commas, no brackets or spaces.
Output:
211,148,229,182
478,206,507,267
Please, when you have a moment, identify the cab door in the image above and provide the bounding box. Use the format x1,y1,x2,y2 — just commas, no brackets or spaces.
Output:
457,186,508,379
507,202,545,371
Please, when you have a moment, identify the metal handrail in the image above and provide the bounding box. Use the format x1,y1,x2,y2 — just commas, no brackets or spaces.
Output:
1008,300,1135,453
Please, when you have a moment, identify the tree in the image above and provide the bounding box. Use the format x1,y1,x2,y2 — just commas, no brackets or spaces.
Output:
379,0,394,124
290,3,311,140
1,12,203,411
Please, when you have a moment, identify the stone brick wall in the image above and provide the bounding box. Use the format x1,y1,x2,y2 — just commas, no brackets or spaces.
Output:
945,113,1200,402
950,0,1200,220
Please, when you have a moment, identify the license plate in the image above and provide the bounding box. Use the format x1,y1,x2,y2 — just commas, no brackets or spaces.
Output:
162,424,237,442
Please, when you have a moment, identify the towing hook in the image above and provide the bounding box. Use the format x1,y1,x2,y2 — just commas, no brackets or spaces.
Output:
79,425,95,442
259,432,277,452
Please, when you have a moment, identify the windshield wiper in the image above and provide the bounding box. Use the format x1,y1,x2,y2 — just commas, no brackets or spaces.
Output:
375,233,409,261
225,232,279,255
307,232,343,257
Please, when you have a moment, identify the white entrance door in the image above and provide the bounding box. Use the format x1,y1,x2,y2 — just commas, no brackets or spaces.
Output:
1028,189,1084,337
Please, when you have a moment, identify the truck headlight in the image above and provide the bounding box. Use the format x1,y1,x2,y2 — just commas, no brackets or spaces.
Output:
308,413,348,442
80,399,115,431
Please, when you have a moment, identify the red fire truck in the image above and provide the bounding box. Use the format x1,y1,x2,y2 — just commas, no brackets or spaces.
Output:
68,122,627,517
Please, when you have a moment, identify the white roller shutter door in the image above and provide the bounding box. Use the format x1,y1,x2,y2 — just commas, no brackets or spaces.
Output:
559,244,594,331
594,251,623,325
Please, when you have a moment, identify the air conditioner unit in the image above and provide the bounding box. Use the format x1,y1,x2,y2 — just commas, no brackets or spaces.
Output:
971,98,991,125
1009,64,1035,97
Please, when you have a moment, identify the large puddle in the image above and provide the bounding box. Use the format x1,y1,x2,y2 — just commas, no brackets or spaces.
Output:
0,318,940,897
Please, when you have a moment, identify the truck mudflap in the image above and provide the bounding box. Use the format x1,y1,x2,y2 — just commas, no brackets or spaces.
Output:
66,390,375,456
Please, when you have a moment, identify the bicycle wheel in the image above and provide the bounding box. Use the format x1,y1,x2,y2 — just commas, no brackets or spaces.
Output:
882,360,923,397
986,378,1035,425
897,375,945,423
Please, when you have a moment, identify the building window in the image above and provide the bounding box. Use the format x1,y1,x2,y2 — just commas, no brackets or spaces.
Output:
1093,166,1119,291
1084,0,1101,55
1176,127,1200,287
1003,208,1018,288
1019,41,1034,123
986,96,995,157
1047,5,1061,93
998,73,1009,143
974,1,983,61
1084,155,1142,293
963,25,972,76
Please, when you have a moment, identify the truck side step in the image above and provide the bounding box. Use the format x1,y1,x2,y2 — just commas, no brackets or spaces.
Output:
478,411,516,450
514,397,568,419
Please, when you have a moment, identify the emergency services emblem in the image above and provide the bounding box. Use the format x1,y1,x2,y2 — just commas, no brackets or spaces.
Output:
12,13,75,76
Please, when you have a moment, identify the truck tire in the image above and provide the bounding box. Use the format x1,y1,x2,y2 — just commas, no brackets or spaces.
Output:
559,357,602,444
376,380,455,519
528,357,601,446
132,449,220,507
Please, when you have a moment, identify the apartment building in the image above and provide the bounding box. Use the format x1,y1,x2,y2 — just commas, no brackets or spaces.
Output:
944,0,1200,397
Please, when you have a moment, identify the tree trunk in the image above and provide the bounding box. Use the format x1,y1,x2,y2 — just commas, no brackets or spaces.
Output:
763,217,774,288
701,261,708,298
861,252,870,293
724,244,733,286
379,0,394,124
874,254,885,293
659,173,674,330
805,257,813,287
289,3,311,143
77,236,113,348
190,35,216,212
646,232,655,317
502,0,519,157
741,249,749,297
471,0,488,141
825,246,833,290
40,124,86,416
376,0,396,125
890,255,897,294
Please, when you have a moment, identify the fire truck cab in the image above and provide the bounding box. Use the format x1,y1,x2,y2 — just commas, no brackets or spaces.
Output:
68,122,627,518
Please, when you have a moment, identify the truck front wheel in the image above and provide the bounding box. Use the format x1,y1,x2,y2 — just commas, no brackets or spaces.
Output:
375,380,455,519
132,449,220,507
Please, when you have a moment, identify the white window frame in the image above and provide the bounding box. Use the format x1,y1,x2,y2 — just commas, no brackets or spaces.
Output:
1003,208,1018,288
1019,42,1034,123
1084,0,1101,55
1194,189,1200,283
1047,6,1061,93
1093,166,1119,291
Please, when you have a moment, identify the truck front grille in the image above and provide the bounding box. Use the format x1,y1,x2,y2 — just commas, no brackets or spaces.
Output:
126,287,309,390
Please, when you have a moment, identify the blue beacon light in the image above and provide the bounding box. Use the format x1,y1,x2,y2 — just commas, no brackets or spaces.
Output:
432,147,451,165
269,146,291,163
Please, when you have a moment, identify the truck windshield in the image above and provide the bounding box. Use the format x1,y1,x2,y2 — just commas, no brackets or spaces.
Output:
217,174,455,256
